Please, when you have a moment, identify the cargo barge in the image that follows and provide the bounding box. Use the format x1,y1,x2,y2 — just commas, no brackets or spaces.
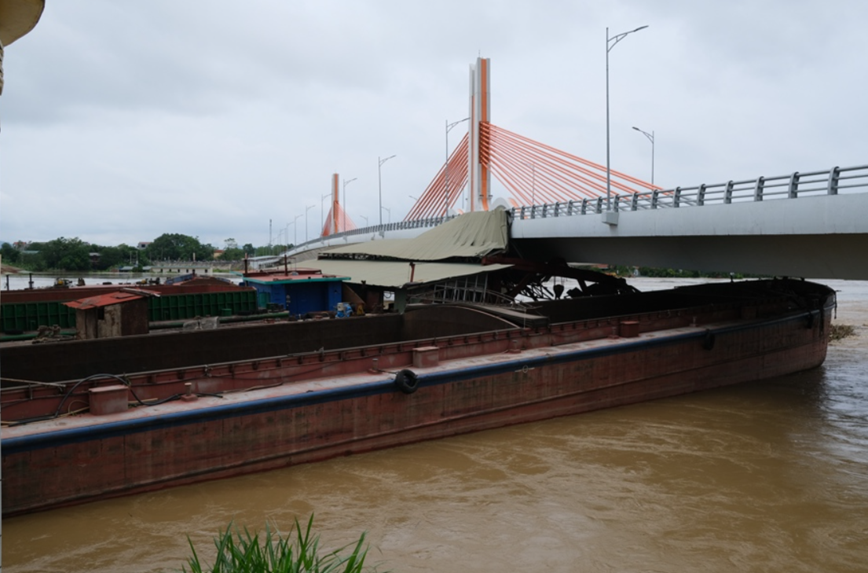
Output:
0,274,257,334
0,278,834,516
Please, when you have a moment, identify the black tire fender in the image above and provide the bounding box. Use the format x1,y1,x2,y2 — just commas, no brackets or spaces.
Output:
702,330,716,351
394,369,419,394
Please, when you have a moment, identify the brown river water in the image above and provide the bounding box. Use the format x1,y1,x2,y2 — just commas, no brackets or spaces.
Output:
3,278,868,572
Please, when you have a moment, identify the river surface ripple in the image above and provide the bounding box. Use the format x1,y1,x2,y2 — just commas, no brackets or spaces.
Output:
3,278,867,572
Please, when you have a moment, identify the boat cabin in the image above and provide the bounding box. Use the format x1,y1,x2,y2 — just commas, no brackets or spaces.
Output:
242,269,349,316
63,291,150,339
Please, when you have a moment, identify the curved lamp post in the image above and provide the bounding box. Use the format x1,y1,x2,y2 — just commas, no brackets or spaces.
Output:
292,214,302,246
446,117,469,216
342,177,357,232
305,204,315,242
632,126,655,186
606,25,648,213
378,155,396,226
524,161,536,206
321,192,330,234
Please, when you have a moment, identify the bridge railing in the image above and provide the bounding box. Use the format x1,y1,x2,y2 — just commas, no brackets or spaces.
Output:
514,164,868,219
290,164,868,253
289,215,456,253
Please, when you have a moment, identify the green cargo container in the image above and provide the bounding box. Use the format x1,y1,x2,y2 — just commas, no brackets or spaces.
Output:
1,291,258,332
1,302,77,332
147,291,257,322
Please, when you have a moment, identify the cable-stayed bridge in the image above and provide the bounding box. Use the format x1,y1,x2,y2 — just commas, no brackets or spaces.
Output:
292,164,868,280
297,58,868,280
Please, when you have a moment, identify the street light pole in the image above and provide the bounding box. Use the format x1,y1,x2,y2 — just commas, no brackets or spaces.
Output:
292,214,302,246
378,155,396,226
446,118,470,217
359,215,368,227
525,161,536,205
606,24,648,212
342,177,357,232
381,206,391,224
632,126,655,186
305,204,314,242
321,192,330,234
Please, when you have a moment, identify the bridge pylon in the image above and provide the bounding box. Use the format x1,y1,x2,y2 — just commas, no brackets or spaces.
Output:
321,173,355,236
468,57,491,212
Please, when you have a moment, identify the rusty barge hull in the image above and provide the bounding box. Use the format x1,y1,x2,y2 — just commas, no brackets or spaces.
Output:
0,279,835,516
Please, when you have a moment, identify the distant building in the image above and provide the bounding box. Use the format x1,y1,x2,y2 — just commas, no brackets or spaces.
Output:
245,255,282,270
137,241,152,250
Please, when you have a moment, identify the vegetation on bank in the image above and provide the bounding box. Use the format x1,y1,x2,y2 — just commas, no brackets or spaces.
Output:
181,517,379,573
1,234,294,273
829,323,857,342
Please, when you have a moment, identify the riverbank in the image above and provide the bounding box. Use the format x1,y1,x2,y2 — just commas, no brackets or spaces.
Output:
1,263,24,274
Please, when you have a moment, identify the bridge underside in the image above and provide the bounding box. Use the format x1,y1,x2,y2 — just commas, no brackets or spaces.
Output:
510,193,868,280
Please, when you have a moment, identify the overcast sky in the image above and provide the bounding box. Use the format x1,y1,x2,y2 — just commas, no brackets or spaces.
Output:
1,0,866,249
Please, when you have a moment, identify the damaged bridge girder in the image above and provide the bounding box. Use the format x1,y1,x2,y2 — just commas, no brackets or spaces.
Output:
483,255,636,299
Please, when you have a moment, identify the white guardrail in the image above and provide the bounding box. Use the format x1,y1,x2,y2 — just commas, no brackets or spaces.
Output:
292,164,868,250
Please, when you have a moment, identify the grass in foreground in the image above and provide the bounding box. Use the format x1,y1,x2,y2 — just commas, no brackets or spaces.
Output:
182,515,378,573
829,323,857,342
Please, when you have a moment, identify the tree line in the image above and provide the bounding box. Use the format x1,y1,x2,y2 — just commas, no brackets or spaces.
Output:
1,234,293,272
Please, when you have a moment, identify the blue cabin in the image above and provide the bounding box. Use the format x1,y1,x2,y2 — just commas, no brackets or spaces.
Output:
242,269,348,316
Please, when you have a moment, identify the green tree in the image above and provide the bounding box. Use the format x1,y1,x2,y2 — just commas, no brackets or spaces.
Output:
91,244,135,270
1,242,21,264
144,233,214,261
218,237,244,261
218,247,245,261
39,237,91,271
242,243,256,256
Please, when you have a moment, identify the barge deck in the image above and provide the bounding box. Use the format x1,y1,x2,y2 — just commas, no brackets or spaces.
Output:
0,278,836,516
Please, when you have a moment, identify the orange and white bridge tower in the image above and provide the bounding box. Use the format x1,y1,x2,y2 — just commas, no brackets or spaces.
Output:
321,55,656,228
468,57,491,213
321,173,356,236
404,57,656,222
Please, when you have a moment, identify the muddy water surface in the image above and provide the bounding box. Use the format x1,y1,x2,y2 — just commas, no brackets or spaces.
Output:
3,278,868,572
